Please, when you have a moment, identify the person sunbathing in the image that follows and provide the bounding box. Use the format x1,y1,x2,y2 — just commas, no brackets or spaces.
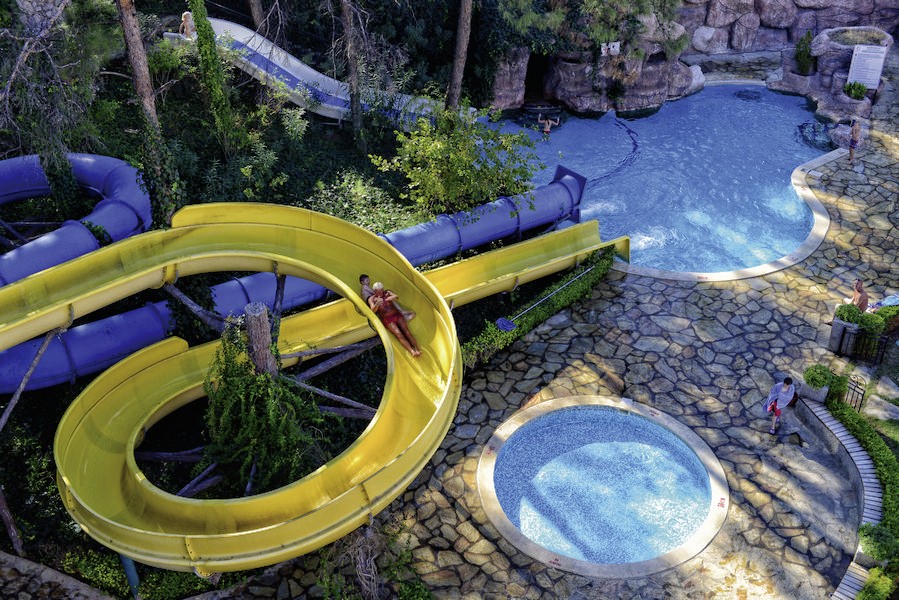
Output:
367,282,421,357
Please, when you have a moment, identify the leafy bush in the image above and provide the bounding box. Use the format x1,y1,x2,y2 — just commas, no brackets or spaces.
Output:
795,31,814,75
844,81,868,100
202,324,330,495
825,400,899,599
876,305,899,333
829,373,850,400
836,303,863,323
62,549,131,598
462,247,614,368
803,364,832,389
370,104,539,216
857,567,896,600
859,523,899,561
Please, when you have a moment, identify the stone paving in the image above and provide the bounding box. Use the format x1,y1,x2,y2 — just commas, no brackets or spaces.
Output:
2,47,897,600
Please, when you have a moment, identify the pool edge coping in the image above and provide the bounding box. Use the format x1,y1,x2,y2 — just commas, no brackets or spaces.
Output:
475,395,730,579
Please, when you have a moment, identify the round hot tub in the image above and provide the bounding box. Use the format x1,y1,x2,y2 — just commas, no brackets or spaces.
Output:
477,396,729,578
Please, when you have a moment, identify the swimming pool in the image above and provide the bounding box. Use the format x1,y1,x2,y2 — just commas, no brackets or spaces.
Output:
477,396,729,578
503,85,828,275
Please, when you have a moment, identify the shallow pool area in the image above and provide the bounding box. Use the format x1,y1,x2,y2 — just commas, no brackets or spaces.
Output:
477,396,729,578
503,85,829,275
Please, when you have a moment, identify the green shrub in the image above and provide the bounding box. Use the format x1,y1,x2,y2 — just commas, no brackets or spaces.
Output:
62,549,131,598
795,31,814,75
856,567,897,600
828,373,850,400
836,303,863,323
804,364,832,388
462,247,614,368
859,523,899,562
844,81,868,100
826,398,899,537
876,305,899,333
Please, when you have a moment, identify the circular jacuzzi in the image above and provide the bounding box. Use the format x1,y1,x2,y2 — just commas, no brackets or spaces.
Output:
477,396,729,578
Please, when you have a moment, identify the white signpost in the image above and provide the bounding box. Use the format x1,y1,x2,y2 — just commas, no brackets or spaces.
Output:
847,44,888,89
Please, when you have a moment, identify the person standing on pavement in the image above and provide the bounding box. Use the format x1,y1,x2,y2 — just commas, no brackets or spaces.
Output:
765,377,795,435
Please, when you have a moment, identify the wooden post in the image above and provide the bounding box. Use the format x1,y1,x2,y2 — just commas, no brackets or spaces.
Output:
245,302,278,376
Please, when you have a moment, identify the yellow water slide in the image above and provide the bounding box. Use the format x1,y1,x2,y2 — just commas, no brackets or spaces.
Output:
0,203,627,574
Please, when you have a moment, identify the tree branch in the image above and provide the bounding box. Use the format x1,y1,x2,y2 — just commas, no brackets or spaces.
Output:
162,283,227,332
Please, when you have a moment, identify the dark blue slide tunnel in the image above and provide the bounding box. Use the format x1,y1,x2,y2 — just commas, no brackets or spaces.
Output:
0,163,586,392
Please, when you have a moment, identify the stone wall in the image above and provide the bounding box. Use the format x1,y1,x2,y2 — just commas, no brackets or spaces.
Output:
490,1,899,114
682,0,899,55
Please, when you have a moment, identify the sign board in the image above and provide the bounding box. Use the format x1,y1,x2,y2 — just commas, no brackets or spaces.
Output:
847,44,888,89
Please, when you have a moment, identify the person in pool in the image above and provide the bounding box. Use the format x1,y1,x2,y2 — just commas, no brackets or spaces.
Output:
537,113,559,135
367,282,421,357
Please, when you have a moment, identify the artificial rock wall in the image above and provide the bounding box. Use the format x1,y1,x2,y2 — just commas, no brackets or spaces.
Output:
490,0,899,114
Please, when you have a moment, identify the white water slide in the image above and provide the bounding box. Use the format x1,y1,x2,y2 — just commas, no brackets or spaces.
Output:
202,18,441,125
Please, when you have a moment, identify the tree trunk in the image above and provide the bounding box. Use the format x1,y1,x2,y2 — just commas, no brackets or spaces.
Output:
338,0,365,151
115,0,159,129
247,0,265,30
446,0,473,110
245,302,278,376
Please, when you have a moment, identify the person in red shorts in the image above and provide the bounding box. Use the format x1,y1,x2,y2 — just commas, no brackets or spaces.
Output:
367,282,421,357
764,377,795,435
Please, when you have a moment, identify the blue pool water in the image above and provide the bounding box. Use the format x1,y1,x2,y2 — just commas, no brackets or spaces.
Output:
493,406,711,564
503,86,826,273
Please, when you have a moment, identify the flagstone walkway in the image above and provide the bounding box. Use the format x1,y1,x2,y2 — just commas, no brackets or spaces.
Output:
2,45,896,600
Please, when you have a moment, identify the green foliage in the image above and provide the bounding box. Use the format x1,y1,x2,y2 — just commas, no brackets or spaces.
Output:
302,169,418,233
202,323,329,495
370,105,539,216
381,517,431,599
836,302,863,323
137,121,188,228
877,305,899,333
80,220,112,246
828,372,849,399
860,523,899,561
795,31,814,75
803,364,833,389
137,568,249,600
189,0,240,154
844,81,868,100
826,398,899,537
240,141,289,201
857,567,897,600
462,247,615,368
61,549,131,598
860,312,887,336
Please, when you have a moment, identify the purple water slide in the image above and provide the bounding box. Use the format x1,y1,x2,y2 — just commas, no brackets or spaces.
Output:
0,154,151,285
0,165,585,392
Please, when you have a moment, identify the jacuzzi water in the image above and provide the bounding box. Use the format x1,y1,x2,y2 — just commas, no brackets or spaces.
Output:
493,406,711,564
501,85,826,273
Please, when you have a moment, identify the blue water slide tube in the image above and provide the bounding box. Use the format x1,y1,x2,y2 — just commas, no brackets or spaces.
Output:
0,154,151,286
0,165,585,393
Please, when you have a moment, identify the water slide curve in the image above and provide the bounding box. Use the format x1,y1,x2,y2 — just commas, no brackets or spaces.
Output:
0,159,596,392
0,202,624,573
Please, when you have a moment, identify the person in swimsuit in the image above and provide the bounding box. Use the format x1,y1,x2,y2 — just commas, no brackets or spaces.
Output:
537,113,559,135
368,282,421,357
361,273,415,320
179,11,197,38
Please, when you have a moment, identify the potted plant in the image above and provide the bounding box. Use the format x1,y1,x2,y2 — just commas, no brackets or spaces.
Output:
801,364,832,402
828,303,862,355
